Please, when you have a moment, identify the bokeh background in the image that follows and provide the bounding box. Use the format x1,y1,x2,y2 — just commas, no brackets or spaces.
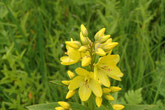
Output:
0,0,165,110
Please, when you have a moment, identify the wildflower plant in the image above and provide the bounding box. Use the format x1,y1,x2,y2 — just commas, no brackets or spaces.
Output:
60,24,124,110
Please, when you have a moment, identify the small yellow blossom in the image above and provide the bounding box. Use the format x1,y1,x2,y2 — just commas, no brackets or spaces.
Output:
112,104,125,110
103,88,111,93
60,45,81,65
68,67,102,101
94,54,123,87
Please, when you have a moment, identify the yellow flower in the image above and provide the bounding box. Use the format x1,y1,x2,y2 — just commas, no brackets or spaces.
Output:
94,28,106,41
67,70,75,79
68,67,102,101
112,104,125,110
66,90,76,99
94,54,123,87
81,51,91,67
56,101,72,110
110,86,122,92
60,45,81,65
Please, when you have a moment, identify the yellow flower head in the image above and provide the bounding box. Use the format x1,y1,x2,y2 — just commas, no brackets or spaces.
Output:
68,67,102,101
94,54,123,87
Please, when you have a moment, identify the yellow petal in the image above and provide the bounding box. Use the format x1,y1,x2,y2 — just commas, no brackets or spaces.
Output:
78,46,88,52
68,76,84,90
95,28,106,40
58,101,70,109
75,67,90,76
67,46,81,61
66,90,76,99
65,41,80,49
55,107,65,110
89,79,102,97
61,80,70,85
82,56,91,67
67,70,75,79
95,48,106,56
112,104,125,110
96,97,102,107
81,24,88,37
97,71,110,87
110,86,122,92
60,56,76,65
105,94,114,101
99,54,120,65
79,85,91,101
107,66,123,81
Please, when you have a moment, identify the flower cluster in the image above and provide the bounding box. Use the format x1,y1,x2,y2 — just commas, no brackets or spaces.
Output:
60,24,124,109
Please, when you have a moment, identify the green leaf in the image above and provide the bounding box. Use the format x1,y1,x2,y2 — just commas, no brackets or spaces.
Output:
27,102,90,110
125,104,157,110
125,88,143,104
27,102,58,110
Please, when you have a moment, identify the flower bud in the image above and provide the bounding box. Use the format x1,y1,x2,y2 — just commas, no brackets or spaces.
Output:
99,35,111,43
81,24,88,37
65,41,81,49
112,104,125,110
58,101,70,109
103,42,118,51
105,94,114,101
80,32,89,45
95,28,105,40
55,107,65,110
82,56,91,67
61,80,70,85
110,86,121,92
103,88,111,93
78,46,88,52
95,48,106,56
67,70,75,79
66,90,76,99
96,97,102,107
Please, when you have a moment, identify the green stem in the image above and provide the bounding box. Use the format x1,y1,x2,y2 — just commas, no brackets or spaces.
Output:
89,42,94,110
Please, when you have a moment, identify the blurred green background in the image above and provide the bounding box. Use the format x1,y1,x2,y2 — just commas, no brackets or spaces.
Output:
0,0,165,110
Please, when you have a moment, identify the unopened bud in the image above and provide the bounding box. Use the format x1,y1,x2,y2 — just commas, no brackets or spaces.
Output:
99,35,111,43
103,88,111,93
112,104,125,110
110,86,121,92
81,24,88,37
55,107,65,110
105,95,114,101
96,97,102,107
58,101,70,109
67,70,75,79
65,40,81,49
66,90,76,99
62,80,70,85
95,28,106,40
95,48,106,56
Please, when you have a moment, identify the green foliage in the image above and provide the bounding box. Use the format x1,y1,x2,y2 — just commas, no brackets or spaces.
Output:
0,0,165,109
27,102,90,110
124,88,143,104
